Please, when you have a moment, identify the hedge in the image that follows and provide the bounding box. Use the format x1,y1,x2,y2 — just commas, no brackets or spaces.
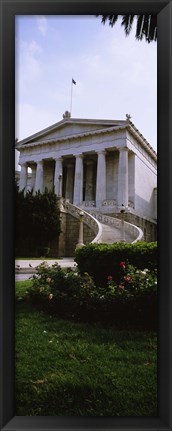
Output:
74,242,157,287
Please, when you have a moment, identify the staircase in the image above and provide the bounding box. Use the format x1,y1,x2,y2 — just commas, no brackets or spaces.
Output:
62,199,143,245
88,210,143,244
100,223,133,243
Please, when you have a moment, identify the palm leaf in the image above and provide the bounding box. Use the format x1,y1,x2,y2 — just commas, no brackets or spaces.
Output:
97,14,157,43
121,15,135,36
99,14,119,27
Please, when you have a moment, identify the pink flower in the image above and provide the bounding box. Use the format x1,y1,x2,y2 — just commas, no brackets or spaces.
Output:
107,275,113,281
119,261,126,268
118,284,125,289
124,275,132,283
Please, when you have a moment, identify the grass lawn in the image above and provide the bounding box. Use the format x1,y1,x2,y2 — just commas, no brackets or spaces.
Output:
15,281,157,417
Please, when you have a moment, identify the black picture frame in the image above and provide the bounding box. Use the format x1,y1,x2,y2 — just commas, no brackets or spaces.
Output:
0,1,172,430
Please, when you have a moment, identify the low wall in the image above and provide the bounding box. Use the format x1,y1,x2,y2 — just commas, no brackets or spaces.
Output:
58,212,96,257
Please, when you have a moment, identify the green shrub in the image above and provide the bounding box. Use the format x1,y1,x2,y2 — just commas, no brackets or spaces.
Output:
26,261,157,329
74,242,157,287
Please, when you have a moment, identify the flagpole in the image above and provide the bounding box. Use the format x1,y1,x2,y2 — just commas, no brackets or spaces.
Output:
70,79,76,116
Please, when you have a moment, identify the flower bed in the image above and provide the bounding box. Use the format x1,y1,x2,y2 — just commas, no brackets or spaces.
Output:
26,260,157,330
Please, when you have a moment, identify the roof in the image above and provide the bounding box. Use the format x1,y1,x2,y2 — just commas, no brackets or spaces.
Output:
16,116,157,161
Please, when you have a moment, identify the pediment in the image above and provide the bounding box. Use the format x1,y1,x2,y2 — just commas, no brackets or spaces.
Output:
16,118,125,147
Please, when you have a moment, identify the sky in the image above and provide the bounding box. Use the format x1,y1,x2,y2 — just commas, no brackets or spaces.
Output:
15,15,157,168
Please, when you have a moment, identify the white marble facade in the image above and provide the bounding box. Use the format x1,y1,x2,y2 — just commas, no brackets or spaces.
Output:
16,114,157,220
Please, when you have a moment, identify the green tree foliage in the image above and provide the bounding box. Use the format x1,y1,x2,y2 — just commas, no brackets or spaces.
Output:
97,14,157,43
15,182,61,256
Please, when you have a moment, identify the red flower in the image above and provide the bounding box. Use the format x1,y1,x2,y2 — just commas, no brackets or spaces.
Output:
119,261,126,268
107,275,113,281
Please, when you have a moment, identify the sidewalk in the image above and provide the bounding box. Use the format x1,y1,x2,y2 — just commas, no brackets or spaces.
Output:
15,258,76,273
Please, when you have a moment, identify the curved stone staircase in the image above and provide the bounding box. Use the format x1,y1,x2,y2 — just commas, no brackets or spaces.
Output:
62,199,143,245
88,210,143,244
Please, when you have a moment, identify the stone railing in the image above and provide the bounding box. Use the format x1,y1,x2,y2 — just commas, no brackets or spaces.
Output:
88,210,143,243
102,199,117,207
125,221,143,243
63,200,103,243
82,200,96,208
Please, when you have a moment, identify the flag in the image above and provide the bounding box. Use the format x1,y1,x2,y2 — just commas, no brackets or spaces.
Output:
72,78,76,85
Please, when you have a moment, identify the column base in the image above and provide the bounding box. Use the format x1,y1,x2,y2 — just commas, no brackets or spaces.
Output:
76,242,85,248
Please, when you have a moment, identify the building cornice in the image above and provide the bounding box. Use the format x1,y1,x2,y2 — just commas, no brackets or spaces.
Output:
16,119,157,163
16,118,126,147
128,121,157,159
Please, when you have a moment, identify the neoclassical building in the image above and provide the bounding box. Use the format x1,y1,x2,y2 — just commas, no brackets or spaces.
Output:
16,113,157,226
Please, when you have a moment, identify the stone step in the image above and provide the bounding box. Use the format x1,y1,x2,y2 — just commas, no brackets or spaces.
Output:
87,210,135,244
100,223,133,244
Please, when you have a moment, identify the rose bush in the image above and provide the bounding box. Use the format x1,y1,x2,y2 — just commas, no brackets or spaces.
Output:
26,261,157,329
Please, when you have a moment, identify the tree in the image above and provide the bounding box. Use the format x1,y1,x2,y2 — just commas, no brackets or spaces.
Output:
15,183,61,257
97,15,157,43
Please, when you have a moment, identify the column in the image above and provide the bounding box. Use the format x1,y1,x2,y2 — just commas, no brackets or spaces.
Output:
117,147,128,207
19,162,27,191
65,163,74,202
85,160,95,201
96,150,106,207
128,153,135,208
34,160,44,193
30,165,36,193
73,154,83,205
54,158,63,196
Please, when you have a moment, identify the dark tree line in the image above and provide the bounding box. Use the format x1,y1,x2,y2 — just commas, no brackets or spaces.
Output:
15,183,61,257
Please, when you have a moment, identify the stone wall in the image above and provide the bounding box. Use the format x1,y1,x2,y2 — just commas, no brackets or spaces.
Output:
58,212,95,257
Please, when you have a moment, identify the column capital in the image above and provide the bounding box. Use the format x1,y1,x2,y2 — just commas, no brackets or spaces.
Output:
37,159,44,166
74,153,83,159
117,146,129,152
54,156,63,162
97,149,106,155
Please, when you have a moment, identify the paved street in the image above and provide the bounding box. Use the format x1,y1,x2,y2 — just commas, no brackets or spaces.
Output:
15,273,35,281
15,257,75,269
15,258,76,281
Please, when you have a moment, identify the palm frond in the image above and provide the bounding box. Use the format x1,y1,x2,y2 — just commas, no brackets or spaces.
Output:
97,14,157,43
147,15,157,42
96,15,119,26
121,15,135,36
